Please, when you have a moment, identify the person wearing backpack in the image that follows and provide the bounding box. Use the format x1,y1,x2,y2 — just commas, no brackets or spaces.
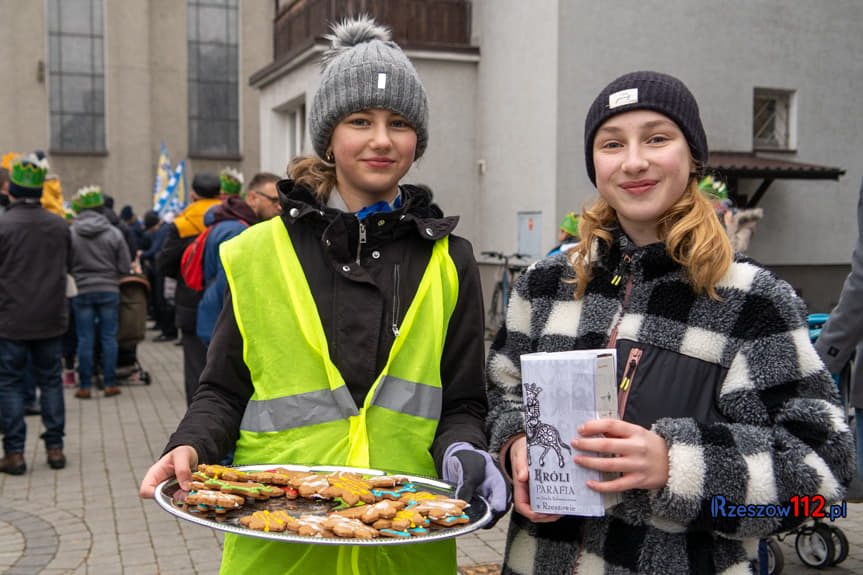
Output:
156,172,220,405
193,171,283,350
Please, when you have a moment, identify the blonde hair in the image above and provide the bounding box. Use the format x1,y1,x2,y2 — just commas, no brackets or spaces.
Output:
569,175,733,300
287,156,337,203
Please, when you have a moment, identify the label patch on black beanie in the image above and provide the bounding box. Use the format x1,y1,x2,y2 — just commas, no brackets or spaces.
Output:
609,88,638,109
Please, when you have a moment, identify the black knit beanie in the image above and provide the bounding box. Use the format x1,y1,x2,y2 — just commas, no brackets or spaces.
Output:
192,172,221,198
584,71,707,185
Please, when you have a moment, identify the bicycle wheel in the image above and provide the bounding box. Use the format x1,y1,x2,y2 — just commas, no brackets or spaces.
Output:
486,283,504,338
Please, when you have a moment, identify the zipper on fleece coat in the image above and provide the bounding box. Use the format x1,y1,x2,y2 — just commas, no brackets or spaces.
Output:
610,253,631,286
356,221,367,266
391,263,401,337
607,274,633,347
617,347,643,419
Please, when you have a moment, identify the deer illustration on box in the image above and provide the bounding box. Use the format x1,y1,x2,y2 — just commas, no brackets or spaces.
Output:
523,382,571,468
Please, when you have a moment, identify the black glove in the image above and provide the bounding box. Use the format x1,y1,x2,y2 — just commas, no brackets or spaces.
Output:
442,442,512,527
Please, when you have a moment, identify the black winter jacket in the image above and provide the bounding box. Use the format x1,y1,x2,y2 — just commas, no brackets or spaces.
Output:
487,229,854,575
157,226,200,332
165,182,488,474
0,200,71,339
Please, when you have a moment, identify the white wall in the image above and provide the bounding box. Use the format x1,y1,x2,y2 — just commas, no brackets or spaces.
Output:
405,54,480,244
257,52,321,176
473,0,560,256
556,0,863,265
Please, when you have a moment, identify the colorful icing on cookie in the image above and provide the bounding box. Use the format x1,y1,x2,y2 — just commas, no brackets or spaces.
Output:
203,477,286,500
239,510,295,532
197,464,250,482
371,482,418,500
322,472,376,505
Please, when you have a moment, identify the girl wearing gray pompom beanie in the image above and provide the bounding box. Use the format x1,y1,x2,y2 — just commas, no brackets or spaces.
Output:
292,14,429,209
140,15,509,575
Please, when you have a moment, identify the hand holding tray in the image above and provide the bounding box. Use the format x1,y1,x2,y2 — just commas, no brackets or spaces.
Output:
154,464,491,546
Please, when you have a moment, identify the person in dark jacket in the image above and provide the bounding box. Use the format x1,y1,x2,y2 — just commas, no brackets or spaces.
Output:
120,205,145,253
486,71,854,575
139,210,175,340
815,177,863,485
69,186,131,399
0,154,71,473
156,172,220,403
195,195,259,346
195,172,283,346
141,16,510,575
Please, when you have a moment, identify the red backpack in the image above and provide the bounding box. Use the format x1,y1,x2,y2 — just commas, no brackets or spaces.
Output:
180,226,214,291
181,220,251,291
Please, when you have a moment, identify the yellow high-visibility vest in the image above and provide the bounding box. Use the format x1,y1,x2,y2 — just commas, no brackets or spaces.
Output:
218,217,460,575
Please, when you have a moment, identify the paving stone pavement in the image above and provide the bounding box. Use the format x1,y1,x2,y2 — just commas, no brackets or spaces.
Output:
0,332,859,574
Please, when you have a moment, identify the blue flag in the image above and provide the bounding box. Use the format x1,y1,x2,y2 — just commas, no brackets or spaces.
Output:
159,160,187,217
153,142,172,211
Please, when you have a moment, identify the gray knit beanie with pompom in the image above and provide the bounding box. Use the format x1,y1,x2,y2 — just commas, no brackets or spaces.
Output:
309,15,429,160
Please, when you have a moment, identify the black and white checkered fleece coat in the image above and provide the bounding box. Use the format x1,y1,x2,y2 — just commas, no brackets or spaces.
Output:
486,230,855,575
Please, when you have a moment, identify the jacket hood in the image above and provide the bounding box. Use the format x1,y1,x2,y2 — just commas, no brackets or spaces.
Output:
74,209,114,238
277,180,459,239
205,196,258,227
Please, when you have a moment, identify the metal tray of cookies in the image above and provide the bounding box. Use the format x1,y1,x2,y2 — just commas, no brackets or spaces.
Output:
154,464,492,545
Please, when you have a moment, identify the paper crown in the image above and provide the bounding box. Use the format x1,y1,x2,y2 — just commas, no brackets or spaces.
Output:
9,154,49,189
699,175,728,200
559,212,580,237
220,167,244,195
72,185,104,213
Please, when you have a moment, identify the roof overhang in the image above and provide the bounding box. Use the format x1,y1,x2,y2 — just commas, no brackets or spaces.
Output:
705,151,845,207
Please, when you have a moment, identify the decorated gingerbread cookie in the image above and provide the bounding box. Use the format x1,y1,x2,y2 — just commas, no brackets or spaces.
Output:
284,514,334,537
184,490,245,515
203,477,286,500
321,471,376,505
323,514,379,539
239,510,296,532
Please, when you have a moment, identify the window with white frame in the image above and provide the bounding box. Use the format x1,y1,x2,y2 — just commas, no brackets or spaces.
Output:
188,0,239,156
287,104,306,160
753,88,796,150
47,0,106,152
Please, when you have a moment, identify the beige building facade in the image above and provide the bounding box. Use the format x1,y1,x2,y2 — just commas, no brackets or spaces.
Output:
0,0,273,216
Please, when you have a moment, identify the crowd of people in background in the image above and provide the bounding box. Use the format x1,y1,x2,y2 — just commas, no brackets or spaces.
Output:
0,148,282,476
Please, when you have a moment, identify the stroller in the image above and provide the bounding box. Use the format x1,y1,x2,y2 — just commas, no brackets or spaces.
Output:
116,274,152,385
760,314,853,574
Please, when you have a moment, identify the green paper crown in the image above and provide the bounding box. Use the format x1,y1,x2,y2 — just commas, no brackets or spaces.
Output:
559,212,580,237
220,167,244,195
10,155,48,189
74,186,104,212
698,175,727,200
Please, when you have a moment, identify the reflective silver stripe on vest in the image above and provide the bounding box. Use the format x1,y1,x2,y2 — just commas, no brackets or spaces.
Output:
240,386,359,433
370,375,441,420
